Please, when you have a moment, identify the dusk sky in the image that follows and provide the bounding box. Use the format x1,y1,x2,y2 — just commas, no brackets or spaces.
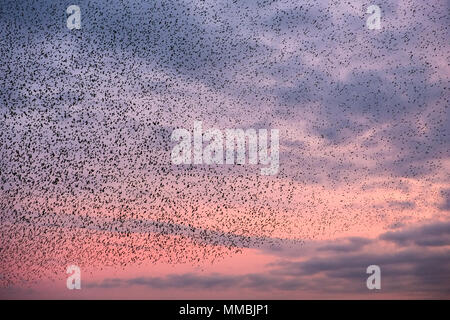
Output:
0,0,449,299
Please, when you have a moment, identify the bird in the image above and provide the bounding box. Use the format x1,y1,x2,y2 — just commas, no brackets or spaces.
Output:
0,0,448,294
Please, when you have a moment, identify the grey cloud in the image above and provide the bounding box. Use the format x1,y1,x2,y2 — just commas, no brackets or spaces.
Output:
388,201,415,210
380,220,450,247
440,189,450,211
2,210,300,251
317,237,372,253
85,220,450,297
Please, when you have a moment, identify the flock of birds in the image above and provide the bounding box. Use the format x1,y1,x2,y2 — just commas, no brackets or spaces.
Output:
0,0,448,287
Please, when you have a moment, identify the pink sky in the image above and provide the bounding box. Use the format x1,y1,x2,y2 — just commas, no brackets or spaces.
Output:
1,0,449,299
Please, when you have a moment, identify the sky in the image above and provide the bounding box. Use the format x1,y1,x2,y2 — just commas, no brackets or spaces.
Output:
0,0,449,299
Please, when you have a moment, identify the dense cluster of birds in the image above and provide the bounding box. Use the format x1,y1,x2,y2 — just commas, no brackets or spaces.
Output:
0,0,448,286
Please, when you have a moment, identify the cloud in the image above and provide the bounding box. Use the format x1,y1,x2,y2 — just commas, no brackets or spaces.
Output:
3,210,301,250
380,220,450,247
440,189,450,211
85,220,450,297
87,273,240,289
387,201,416,210
1,0,449,298
316,237,372,252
